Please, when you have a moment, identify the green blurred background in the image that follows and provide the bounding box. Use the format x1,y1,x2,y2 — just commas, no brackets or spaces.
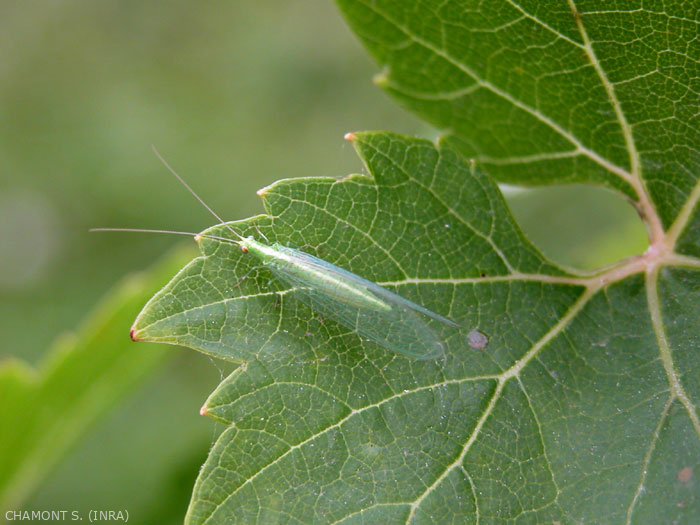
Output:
0,1,647,522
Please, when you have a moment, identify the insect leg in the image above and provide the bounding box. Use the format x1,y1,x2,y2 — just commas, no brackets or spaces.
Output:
252,223,270,243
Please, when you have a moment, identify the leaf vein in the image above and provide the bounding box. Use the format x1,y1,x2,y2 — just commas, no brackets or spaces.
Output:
360,0,634,186
645,268,700,438
625,395,674,524
200,375,500,525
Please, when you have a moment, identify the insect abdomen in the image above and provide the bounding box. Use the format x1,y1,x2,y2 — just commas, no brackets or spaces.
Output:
267,251,391,312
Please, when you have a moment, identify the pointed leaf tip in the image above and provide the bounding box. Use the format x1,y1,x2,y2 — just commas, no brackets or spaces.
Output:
129,327,141,342
257,184,273,198
343,132,356,143
372,71,388,86
199,403,209,416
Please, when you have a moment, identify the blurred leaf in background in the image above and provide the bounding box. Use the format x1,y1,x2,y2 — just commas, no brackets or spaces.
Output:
506,185,647,270
0,0,646,522
0,248,195,516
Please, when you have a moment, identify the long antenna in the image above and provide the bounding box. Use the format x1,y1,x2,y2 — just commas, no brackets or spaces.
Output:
89,227,239,245
151,146,242,240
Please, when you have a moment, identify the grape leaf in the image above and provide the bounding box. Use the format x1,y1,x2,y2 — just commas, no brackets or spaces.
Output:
0,248,192,513
133,132,699,523
131,1,700,522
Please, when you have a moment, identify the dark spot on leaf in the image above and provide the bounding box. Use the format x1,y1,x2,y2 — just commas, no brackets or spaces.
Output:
678,466,693,484
468,329,489,349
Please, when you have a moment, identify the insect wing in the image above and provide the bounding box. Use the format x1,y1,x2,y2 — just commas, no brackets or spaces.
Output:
269,249,450,359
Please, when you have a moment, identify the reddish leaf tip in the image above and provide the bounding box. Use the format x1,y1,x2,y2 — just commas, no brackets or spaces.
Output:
344,132,356,143
200,403,209,416
129,327,141,342
257,184,273,198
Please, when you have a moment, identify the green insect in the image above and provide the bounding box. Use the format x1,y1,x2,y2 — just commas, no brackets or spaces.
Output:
93,149,459,360
236,234,458,359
